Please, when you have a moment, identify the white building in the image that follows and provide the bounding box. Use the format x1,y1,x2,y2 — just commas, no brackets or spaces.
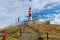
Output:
50,21,55,24
25,18,51,24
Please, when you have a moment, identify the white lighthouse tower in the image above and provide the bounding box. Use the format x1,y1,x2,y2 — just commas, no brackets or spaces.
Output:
25,6,51,24
29,6,32,20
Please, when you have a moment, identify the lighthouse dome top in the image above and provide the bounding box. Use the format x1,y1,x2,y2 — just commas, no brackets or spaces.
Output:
29,6,31,10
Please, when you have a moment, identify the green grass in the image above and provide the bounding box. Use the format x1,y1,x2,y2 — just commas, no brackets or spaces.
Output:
0,36,17,40
6,37,17,40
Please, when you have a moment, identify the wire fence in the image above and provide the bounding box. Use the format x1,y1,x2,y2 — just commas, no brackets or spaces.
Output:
0,28,19,37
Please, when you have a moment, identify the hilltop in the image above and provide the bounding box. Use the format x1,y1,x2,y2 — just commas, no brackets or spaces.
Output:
0,24,60,40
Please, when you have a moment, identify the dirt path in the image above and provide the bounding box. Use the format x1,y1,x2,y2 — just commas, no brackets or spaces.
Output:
18,26,39,40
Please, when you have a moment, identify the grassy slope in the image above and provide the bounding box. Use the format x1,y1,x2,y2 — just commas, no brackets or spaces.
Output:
0,25,21,40
0,24,60,40
28,24,60,39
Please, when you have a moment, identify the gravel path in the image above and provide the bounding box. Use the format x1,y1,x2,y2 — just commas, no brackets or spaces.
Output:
18,26,39,40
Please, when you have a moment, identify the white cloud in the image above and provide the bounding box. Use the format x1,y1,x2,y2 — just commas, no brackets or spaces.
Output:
48,14,60,25
55,10,60,12
0,0,60,28
30,0,60,11
37,14,60,25
45,2,60,9
40,14,60,25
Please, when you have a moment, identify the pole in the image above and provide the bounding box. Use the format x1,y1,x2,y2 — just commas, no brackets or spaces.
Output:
47,33,49,40
17,16,21,37
47,20,50,40
20,28,21,36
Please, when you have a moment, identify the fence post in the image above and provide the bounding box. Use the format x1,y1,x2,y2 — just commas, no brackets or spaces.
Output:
47,33,49,40
20,27,22,37
20,29,21,36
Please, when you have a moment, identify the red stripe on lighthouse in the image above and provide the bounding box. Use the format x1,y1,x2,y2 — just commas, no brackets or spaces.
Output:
29,13,32,17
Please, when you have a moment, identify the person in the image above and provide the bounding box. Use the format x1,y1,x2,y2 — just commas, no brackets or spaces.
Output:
2,31,8,40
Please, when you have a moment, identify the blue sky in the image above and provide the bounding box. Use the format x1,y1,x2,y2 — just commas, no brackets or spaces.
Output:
0,0,60,28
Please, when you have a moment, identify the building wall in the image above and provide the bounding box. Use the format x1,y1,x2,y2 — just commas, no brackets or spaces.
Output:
25,19,50,24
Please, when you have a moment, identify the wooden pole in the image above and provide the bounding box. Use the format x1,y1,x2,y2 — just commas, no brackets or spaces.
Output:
17,16,21,37
47,33,49,40
20,28,21,36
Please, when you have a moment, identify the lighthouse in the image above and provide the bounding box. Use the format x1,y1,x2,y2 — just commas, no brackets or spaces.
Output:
25,7,51,24
29,6,32,20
